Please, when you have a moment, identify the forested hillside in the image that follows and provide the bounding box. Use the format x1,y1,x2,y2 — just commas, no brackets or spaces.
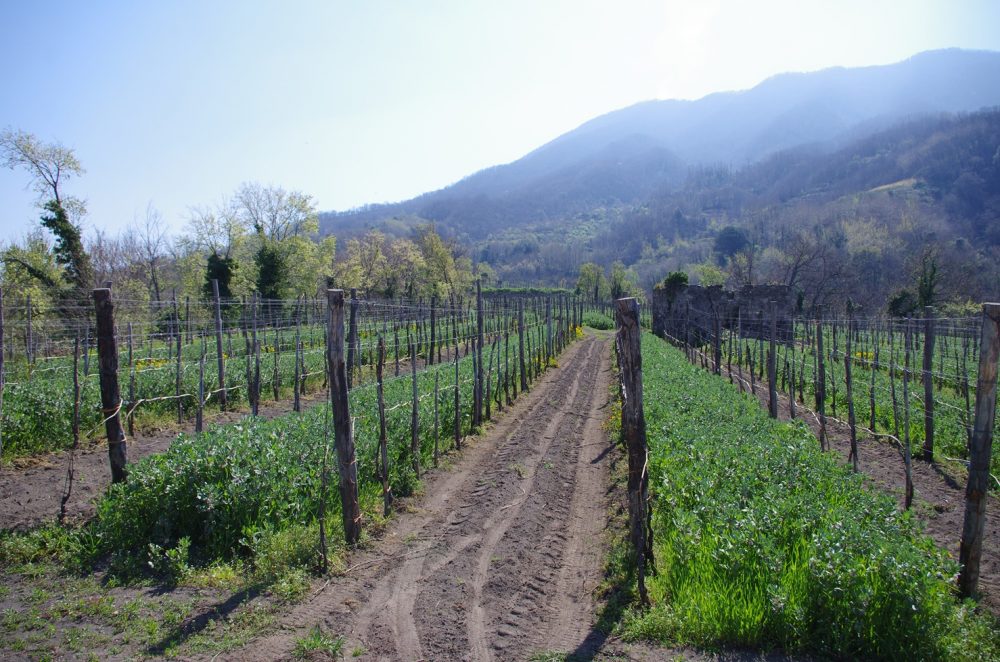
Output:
320,49,1000,311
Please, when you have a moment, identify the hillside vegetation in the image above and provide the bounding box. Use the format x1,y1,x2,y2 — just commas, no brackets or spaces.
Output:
321,50,1000,310
616,334,999,660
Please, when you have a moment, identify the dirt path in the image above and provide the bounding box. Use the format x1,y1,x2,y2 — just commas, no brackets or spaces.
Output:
222,333,614,662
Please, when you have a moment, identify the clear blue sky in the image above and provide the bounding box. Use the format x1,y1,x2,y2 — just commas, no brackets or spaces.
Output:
2,0,999,243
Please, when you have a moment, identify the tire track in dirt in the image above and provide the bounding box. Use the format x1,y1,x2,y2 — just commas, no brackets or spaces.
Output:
223,333,612,661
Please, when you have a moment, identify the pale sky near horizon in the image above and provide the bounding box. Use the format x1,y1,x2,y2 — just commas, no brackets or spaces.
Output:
2,0,999,244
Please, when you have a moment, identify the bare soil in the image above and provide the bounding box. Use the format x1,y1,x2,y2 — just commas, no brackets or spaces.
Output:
0,346,460,533
218,333,616,661
721,357,1000,614
0,388,331,531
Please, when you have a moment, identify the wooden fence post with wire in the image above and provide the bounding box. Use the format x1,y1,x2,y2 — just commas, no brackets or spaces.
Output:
923,306,936,461
93,288,128,484
615,296,652,606
958,302,1000,599
767,301,778,418
212,279,227,409
327,289,362,545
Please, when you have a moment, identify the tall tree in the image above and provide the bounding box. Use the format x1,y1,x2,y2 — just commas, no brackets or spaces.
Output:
1,129,93,308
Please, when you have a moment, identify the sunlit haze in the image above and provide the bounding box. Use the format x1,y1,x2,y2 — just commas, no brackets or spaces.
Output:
2,0,999,242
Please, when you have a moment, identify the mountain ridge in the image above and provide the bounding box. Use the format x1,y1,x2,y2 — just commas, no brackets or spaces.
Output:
320,48,1000,247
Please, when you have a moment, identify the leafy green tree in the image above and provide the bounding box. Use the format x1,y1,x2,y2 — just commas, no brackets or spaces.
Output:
609,261,642,300
1,129,93,313
575,262,607,303
714,226,749,261
254,239,287,300
887,289,917,317
916,250,940,308
203,251,237,300
40,199,92,293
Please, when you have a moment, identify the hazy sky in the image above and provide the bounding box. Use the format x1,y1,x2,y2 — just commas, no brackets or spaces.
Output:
2,0,999,243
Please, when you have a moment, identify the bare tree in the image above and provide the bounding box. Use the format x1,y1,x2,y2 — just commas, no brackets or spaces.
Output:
234,182,318,241
133,203,169,302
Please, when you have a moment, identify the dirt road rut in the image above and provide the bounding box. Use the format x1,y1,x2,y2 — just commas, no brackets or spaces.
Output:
230,333,613,661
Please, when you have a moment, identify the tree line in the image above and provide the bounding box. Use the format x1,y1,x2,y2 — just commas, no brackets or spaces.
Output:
0,130,479,326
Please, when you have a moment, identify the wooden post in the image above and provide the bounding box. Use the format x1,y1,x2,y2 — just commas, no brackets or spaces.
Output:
546,296,553,361
922,307,935,461
93,288,128,484
294,299,302,412
434,368,440,467
518,300,528,392
713,309,722,376
394,323,400,377
615,297,651,606
347,288,358,389
504,329,512,405
251,293,260,416
454,349,461,450
83,329,90,377
903,320,914,509
869,322,879,433
212,279,227,409
788,318,797,419
410,341,420,478
25,294,32,369
767,302,778,418
272,329,281,401
127,323,136,437
327,290,362,545
377,337,391,516
196,339,205,433
958,303,1000,599
429,295,437,366
174,295,183,423
815,314,827,451
845,306,859,472
474,279,484,428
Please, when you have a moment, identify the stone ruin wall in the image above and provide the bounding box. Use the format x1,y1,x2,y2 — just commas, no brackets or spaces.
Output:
651,284,796,344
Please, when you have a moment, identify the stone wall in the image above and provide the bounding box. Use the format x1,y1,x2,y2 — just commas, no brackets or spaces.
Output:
651,284,796,344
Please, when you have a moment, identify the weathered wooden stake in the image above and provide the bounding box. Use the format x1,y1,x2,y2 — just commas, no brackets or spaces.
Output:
474,279,484,427
958,303,1000,599
845,306,859,471
174,295,183,423
25,294,32,369
347,288,358,388
326,289,362,545
376,337,391,516
59,337,81,523
410,341,420,478
615,297,652,606
518,300,528,392
93,289,128,484
816,314,827,451
429,295,437,366
922,307,935,461
196,342,205,433
252,293,261,416
903,320,914,509
454,349,461,450
767,302,778,417
433,369,440,467
212,279,227,409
